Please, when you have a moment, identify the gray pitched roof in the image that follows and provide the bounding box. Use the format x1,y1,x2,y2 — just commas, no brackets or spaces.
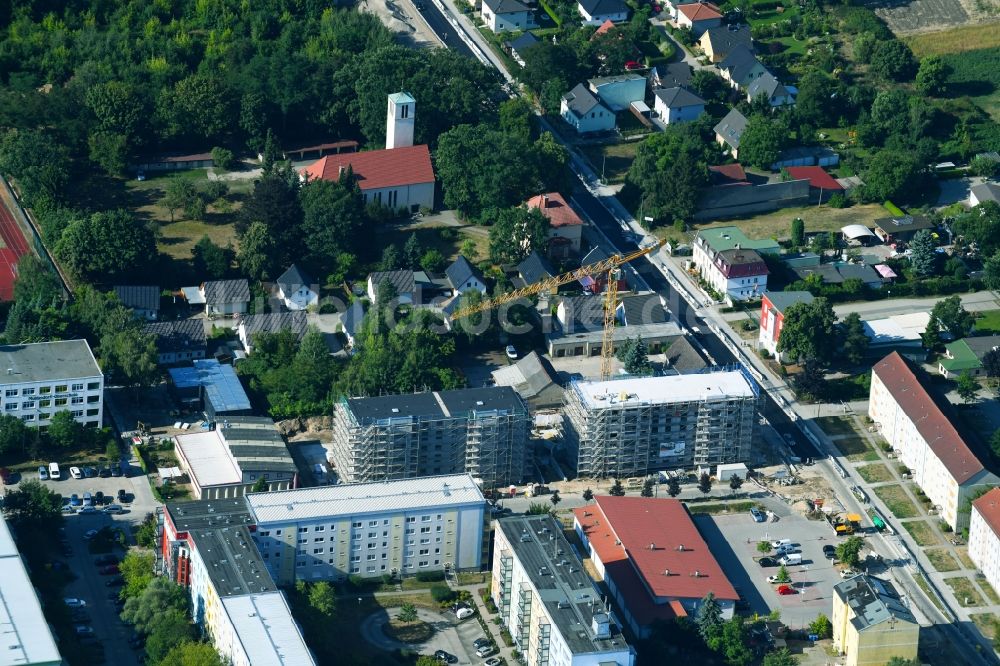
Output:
963,335,1000,359
833,575,916,632
203,279,250,304
579,0,627,14
972,182,1000,204
369,270,415,298
714,108,748,149
764,291,814,314
341,301,366,340
114,285,160,312
651,62,692,89
491,351,560,403
509,31,540,53
581,245,611,266
617,293,667,326
275,264,313,295
747,72,790,101
445,255,485,290
702,24,752,56
560,295,605,331
663,336,708,373
240,311,308,341
562,83,605,118
654,86,705,109
144,319,207,355
718,44,763,85
517,251,556,285
484,0,530,13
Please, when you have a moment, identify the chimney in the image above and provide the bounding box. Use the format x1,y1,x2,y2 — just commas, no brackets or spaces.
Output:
338,165,346,177
542,194,550,208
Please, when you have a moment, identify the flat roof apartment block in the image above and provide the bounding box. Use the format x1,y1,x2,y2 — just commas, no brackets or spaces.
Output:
245,474,486,584
0,340,104,428
331,387,531,489
492,515,635,666
563,369,761,478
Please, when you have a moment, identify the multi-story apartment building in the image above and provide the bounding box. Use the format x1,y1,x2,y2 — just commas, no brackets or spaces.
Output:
0,340,103,428
562,369,760,479
245,474,486,584
691,227,778,303
161,500,315,666
330,387,530,489
869,352,1000,530
969,488,1000,596
831,575,918,666
492,515,636,666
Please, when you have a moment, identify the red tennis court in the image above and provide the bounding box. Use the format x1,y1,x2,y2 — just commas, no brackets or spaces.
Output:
0,197,31,301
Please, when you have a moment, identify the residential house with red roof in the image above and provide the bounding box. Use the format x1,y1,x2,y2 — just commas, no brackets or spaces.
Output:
707,248,769,301
970,488,1000,596
869,352,1000,530
676,1,723,36
526,192,583,259
573,496,738,638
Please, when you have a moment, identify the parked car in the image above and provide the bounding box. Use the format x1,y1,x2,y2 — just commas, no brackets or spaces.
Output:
70,494,81,506
484,658,502,666
770,539,791,549
48,462,61,480
95,555,119,566
766,575,783,584
750,507,765,523
840,568,859,579
455,606,474,620
64,598,86,608
757,557,778,568
624,60,642,70
776,585,796,596
505,344,518,360
94,491,104,505
38,466,49,480
70,466,83,479
476,645,496,658
103,504,124,514
74,625,94,636
83,529,99,541
77,506,98,515
823,545,837,560
111,465,123,477
779,554,802,566
83,466,97,478
0,467,13,484
61,505,76,514
99,466,112,478
105,577,124,588
82,492,93,507
117,489,127,503
473,638,493,650
433,650,457,664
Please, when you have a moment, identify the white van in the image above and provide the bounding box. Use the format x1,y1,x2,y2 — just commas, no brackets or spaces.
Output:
779,553,802,566
48,462,61,480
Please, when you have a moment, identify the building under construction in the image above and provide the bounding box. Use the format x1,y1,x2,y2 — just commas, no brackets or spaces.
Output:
562,367,761,479
330,386,531,490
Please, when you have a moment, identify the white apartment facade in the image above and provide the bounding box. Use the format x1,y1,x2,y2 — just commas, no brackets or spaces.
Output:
492,515,636,666
969,488,1000,597
0,339,103,428
869,352,1000,530
246,474,486,585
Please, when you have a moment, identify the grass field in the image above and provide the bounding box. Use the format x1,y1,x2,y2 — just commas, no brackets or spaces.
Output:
815,416,857,437
913,573,946,611
925,548,961,572
856,463,894,484
946,576,985,606
902,519,943,546
983,580,1000,605
905,23,1000,56
690,203,888,242
957,548,977,569
971,613,999,641
580,142,640,185
975,309,1000,334
940,47,1000,122
873,484,921,519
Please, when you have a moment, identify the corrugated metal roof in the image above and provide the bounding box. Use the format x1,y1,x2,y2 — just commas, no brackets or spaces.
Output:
246,473,485,524
223,593,316,666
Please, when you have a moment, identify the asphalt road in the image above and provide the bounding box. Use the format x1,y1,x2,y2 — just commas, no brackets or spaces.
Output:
412,1,477,58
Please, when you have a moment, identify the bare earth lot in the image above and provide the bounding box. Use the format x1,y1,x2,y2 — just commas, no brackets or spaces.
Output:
871,0,1000,35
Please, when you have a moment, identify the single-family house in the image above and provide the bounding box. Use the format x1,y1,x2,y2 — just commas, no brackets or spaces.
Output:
578,0,629,24
873,215,936,245
367,270,416,305
114,285,160,321
237,311,309,354
588,74,647,112
274,264,318,311
616,292,666,326
133,152,214,172
340,301,366,350
938,335,1000,378
676,2,723,37
481,0,536,33
746,72,795,107
758,291,814,360
649,62,692,90
526,192,584,259
592,18,618,37
792,263,883,290
714,108,748,157
491,351,563,408
699,24,752,63
516,251,556,289
444,256,488,297
506,31,540,67
144,319,208,365
201,279,250,316
717,45,768,90
784,166,842,203
970,182,1000,207
561,83,616,134
653,87,706,124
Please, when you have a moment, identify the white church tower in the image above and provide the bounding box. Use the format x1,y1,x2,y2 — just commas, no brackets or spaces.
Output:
386,92,415,150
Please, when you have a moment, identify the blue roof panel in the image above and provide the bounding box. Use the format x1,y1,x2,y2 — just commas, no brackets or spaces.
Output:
169,359,251,413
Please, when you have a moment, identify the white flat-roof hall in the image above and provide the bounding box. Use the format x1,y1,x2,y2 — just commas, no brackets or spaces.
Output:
572,371,757,408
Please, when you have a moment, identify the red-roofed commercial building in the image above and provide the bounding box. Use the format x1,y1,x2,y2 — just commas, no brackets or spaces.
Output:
870,352,1000,530
970,488,1000,596
573,496,738,638
300,144,435,213
526,192,583,259
676,2,723,36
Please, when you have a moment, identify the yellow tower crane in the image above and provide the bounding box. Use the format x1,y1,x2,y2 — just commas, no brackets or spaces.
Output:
449,239,666,380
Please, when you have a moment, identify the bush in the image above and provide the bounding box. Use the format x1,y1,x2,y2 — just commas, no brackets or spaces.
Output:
416,570,446,583
431,584,457,604
499,628,514,647
759,349,771,359
211,146,235,171
827,193,848,208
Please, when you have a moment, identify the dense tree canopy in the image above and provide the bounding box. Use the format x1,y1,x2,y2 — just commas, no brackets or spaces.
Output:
953,201,1000,256
738,115,788,170
487,206,551,265
55,209,157,283
776,298,837,364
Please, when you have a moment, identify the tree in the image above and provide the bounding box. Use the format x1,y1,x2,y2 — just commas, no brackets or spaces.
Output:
106,440,120,462
982,349,1000,380
526,502,551,515
158,74,231,143
309,581,337,617
956,371,979,404
211,147,235,171
421,249,446,274
922,314,944,350
120,551,155,600
299,176,365,270
238,168,303,263
793,357,826,401
790,218,805,247
487,206,551,265
698,472,713,495
100,327,159,390
839,313,870,366
984,251,1000,291
695,592,723,641
251,476,267,493
909,229,938,277
121,577,190,634
775,565,790,583
47,410,82,449
550,491,562,508
862,150,926,204
915,56,950,96
582,488,594,502
666,476,681,497
135,513,158,549
738,115,787,170
237,221,279,281
835,536,865,567
954,201,1000,256
397,603,418,623
158,641,226,666
162,179,199,223
869,39,916,81
641,479,655,497
762,648,798,666
145,610,197,663
403,234,423,270
691,69,728,103
192,236,233,279
931,295,975,339
1,480,62,527
970,155,1000,179
0,128,72,205
729,475,743,494
619,336,652,376
710,616,753,666
757,541,772,554
809,613,832,639
885,658,920,666
625,124,713,225
0,414,29,456
609,479,626,496
56,210,157,282
776,298,837,363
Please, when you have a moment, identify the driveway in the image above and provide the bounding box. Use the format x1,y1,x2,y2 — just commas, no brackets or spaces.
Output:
360,607,475,663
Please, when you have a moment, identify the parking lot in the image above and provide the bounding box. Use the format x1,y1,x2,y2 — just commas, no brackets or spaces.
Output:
695,508,860,630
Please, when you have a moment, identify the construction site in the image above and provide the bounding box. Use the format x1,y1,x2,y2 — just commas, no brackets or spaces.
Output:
561,366,763,479
329,386,531,490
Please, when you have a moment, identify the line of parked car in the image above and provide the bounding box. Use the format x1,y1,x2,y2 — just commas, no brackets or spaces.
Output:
64,488,130,515
42,463,124,481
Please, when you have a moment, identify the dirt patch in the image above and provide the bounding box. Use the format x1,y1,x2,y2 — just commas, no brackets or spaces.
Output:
905,21,1000,54
384,619,435,643
874,0,1000,36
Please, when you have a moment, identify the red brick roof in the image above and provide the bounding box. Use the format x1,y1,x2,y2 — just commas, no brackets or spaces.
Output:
784,166,843,192
593,19,617,36
678,2,722,21
709,163,747,185
716,248,769,279
526,192,583,228
574,497,738,611
300,145,434,190
873,351,987,485
973,488,1000,538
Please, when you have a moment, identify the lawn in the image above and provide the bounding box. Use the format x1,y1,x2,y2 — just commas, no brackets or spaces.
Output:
873,484,920,519
945,576,986,607
913,573,945,611
580,142,640,185
975,309,1000,335
940,47,1000,122
983,579,1000,605
689,203,888,243
815,416,857,437
925,548,961,572
905,23,1000,56
856,463,893,484
747,4,800,27
371,218,490,269
971,613,999,641
902,519,942,546
956,548,977,570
